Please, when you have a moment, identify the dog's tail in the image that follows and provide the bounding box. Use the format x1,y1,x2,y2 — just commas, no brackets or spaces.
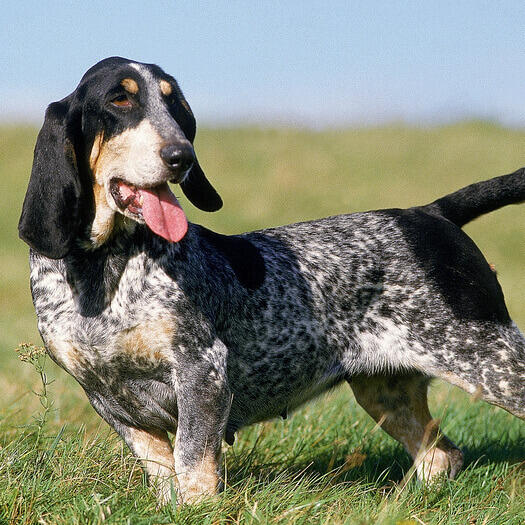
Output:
419,167,525,228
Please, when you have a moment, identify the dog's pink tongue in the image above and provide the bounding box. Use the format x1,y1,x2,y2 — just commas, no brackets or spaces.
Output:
138,184,188,243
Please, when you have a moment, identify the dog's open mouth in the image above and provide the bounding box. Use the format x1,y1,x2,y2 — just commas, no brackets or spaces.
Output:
110,179,188,243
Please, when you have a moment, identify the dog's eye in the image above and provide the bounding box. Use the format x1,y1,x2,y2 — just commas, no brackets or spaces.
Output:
111,95,133,108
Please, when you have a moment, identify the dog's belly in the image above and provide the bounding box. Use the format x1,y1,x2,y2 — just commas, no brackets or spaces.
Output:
225,331,347,428
228,365,345,429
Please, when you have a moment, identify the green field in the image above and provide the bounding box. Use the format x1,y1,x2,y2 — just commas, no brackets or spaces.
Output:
0,123,524,524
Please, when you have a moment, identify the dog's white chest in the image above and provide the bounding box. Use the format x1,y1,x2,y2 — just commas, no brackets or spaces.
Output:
29,252,179,382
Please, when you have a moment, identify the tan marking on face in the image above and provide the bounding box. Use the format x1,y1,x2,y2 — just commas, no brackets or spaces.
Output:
121,77,139,94
90,132,104,172
159,80,172,96
93,119,165,187
180,97,192,115
118,319,176,362
87,130,118,246
87,120,166,248
90,183,115,246
127,427,175,504
175,451,220,504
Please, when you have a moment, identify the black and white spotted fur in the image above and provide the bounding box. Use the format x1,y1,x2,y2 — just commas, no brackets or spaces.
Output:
19,57,525,504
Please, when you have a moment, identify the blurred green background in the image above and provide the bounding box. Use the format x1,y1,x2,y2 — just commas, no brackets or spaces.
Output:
1,122,525,429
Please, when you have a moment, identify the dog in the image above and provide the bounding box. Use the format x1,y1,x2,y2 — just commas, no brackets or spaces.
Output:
19,57,525,504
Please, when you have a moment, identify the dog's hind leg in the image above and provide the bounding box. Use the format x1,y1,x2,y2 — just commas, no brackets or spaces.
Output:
347,373,464,482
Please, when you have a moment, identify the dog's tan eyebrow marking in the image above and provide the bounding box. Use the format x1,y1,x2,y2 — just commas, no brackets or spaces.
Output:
159,80,172,96
121,78,139,94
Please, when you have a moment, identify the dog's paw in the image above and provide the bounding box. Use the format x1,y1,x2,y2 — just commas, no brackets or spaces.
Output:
415,446,463,482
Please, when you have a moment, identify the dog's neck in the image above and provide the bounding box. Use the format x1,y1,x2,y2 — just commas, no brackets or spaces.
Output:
65,227,134,309
65,239,135,317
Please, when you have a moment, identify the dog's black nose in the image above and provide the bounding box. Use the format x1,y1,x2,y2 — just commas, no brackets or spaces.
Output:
160,144,194,174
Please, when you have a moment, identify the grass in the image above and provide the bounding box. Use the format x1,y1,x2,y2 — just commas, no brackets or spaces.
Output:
0,122,524,523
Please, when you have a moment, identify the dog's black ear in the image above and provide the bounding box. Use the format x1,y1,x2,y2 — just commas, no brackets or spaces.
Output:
172,86,223,212
181,157,223,212
18,98,82,258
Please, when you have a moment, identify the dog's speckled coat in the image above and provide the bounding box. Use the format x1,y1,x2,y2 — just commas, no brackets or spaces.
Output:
19,57,525,504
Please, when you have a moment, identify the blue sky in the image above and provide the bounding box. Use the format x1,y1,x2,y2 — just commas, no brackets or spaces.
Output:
2,1,525,126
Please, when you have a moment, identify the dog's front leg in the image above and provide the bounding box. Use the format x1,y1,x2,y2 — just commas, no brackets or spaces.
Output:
122,426,175,504
85,394,178,504
173,338,230,504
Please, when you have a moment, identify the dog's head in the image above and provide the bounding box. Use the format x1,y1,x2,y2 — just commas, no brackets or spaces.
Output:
19,56,222,258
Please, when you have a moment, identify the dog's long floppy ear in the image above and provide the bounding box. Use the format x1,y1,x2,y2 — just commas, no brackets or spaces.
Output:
18,98,82,258
174,87,223,212
180,157,223,212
